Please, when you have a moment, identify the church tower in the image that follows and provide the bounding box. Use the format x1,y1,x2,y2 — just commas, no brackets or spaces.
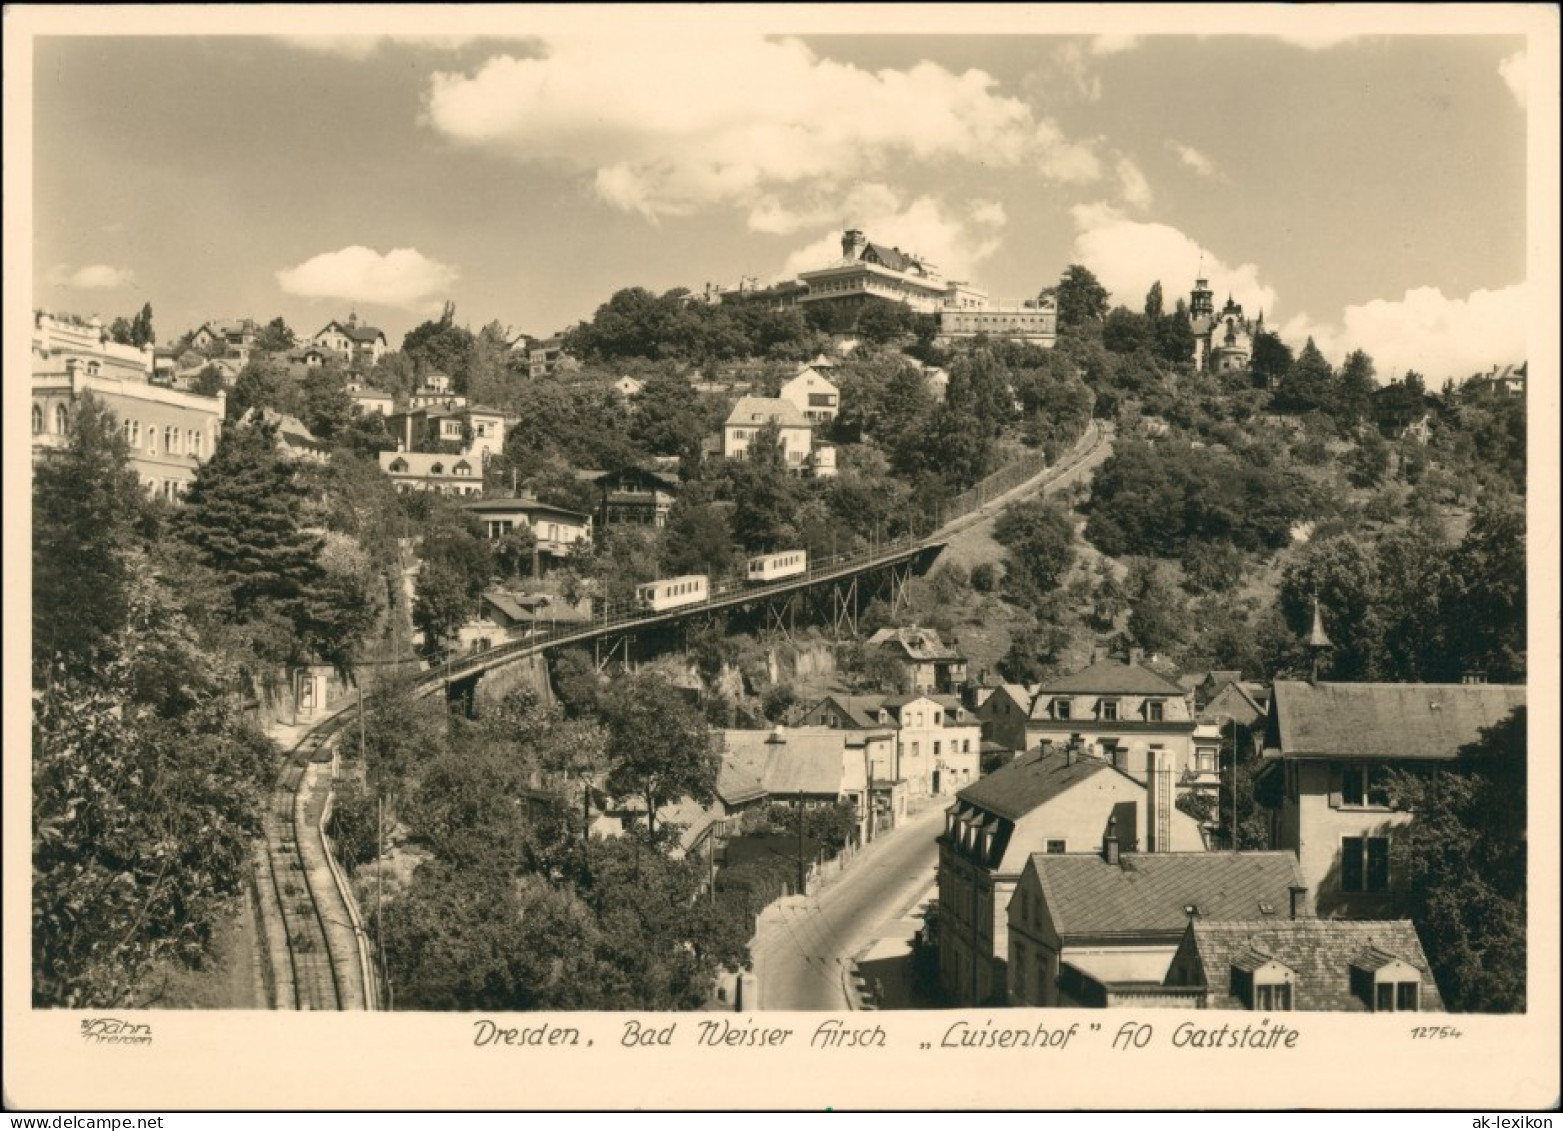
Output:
1189,277,1215,321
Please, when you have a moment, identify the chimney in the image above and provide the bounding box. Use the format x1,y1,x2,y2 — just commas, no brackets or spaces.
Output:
1128,647,1145,666
1145,747,1172,853
1288,885,1308,920
1102,815,1120,865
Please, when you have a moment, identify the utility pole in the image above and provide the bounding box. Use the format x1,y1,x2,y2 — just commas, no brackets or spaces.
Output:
708,830,716,906
796,790,806,897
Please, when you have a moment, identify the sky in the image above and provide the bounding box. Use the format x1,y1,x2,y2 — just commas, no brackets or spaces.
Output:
27,13,1544,382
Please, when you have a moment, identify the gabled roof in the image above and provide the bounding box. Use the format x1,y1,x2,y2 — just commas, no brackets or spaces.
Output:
956,747,1125,823
1177,919,1444,1011
725,396,811,430
1267,681,1525,762
316,319,386,344
807,694,888,729
461,497,590,523
861,242,923,274
718,729,850,797
1029,852,1305,941
1033,657,1188,703
867,626,962,662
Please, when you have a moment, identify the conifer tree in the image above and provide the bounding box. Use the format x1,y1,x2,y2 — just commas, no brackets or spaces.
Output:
177,417,323,662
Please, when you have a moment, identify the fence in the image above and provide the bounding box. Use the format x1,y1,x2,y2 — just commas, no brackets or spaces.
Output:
931,419,1099,529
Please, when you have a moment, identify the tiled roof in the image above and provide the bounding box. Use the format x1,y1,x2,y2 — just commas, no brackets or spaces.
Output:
462,497,590,523
956,747,1123,823
1030,852,1305,941
806,695,887,729
726,396,811,430
1269,681,1525,761
1177,919,1444,1012
378,451,479,476
862,242,922,274
867,626,962,661
1033,657,1189,703
718,729,849,797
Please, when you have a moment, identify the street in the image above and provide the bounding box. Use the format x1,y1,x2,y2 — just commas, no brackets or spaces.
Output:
750,802,946,1010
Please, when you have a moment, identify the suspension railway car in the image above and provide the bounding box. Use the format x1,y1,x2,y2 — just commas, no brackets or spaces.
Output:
746,550,808,583
636,574,709,612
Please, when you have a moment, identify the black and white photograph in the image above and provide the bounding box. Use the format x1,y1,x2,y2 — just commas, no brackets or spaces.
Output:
7,3,1558,1112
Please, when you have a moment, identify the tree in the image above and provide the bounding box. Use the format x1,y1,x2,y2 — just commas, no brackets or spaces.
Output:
629,371,710,462
1143,281,1165,322
1387,709,1526,1012
1126,562,1192,655
414,556,476,656
1102,307,1155,355
602,674,717,838
1334,348,1377,426
1278,533,1380,680
227,356,299,421
403,302,477,392
1249,330,1294,388
725,424,801,552
255,316,295,354
992,499,1076,605
661,500,736,579
299,367,355,443
1439,493,1525,681
32,392,147,681
32,567,274,1007
1154,302,1196,367
130,303,155,349
1274,338,1334,413
1053,265,1110,330
177,417,324,662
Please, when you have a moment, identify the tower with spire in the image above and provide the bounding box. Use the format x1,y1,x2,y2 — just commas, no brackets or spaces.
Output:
1306,597,1334,682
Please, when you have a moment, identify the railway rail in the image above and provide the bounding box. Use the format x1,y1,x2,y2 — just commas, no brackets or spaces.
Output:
255,419,1109,1009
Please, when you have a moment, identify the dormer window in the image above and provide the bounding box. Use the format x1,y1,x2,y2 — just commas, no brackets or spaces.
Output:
1146,700,1164,722
1231,952,1295,1011
1053,699,1071,721
1099,699,1120,722
1350,952,1422,1012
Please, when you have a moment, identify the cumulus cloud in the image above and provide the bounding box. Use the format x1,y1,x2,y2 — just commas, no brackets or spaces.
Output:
778,196,1008,283
1499,50,1526,108
276,246,457,310
1167,140,1221,179
424,34,1103,222
1115,157,1153,209
1069,203,1278,315
1281,285,1526,382
47,263,136,289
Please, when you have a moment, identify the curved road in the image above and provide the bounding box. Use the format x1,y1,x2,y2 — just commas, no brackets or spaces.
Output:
749,420,1115,1010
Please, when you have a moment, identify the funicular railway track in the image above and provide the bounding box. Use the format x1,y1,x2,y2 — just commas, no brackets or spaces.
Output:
254,711,365,1010
253,420,1110,1009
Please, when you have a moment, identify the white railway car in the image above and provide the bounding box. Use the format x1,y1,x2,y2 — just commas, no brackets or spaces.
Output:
636,574,709,612
746,550,809,583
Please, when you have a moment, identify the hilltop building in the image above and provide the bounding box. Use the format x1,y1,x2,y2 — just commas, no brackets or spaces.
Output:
796,229,1056,347
1189,277,1256,374
310,313,387,371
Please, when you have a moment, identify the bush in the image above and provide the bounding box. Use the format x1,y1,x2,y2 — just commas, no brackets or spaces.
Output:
970,561,1002,593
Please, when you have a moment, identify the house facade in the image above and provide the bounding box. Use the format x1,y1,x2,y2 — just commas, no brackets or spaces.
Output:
32,311,225,501
387,402,511,465
461,496,593,559
378,451,485,495
973,682,1034,753
311,313,387,371
865,625,969,695
718,726,906,843
1255,680,1526,917
798,693,980,798
1161,918,1444,1013
586,465,682,527
1006,847,1305,1008
937,744,1205,1006
1189,278,1256,374
778,368,840,425
722,396,814,469
1027,651,1199,786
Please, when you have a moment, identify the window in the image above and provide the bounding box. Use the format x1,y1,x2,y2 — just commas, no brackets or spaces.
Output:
1045,840,1066,854
1396,982,1421,1011
1254,983,1292,1011
130,420,140,447
56,404,70,433
934,741,942,756
1053,699,1071,721
1341,836,1392,893
192,431,203,457
32,405,43,434
1341,764,1392,807
1099,700,1119,722
1195,747,1218,774
147,425,157,454
165,426,177,454
1147,700,1164,722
